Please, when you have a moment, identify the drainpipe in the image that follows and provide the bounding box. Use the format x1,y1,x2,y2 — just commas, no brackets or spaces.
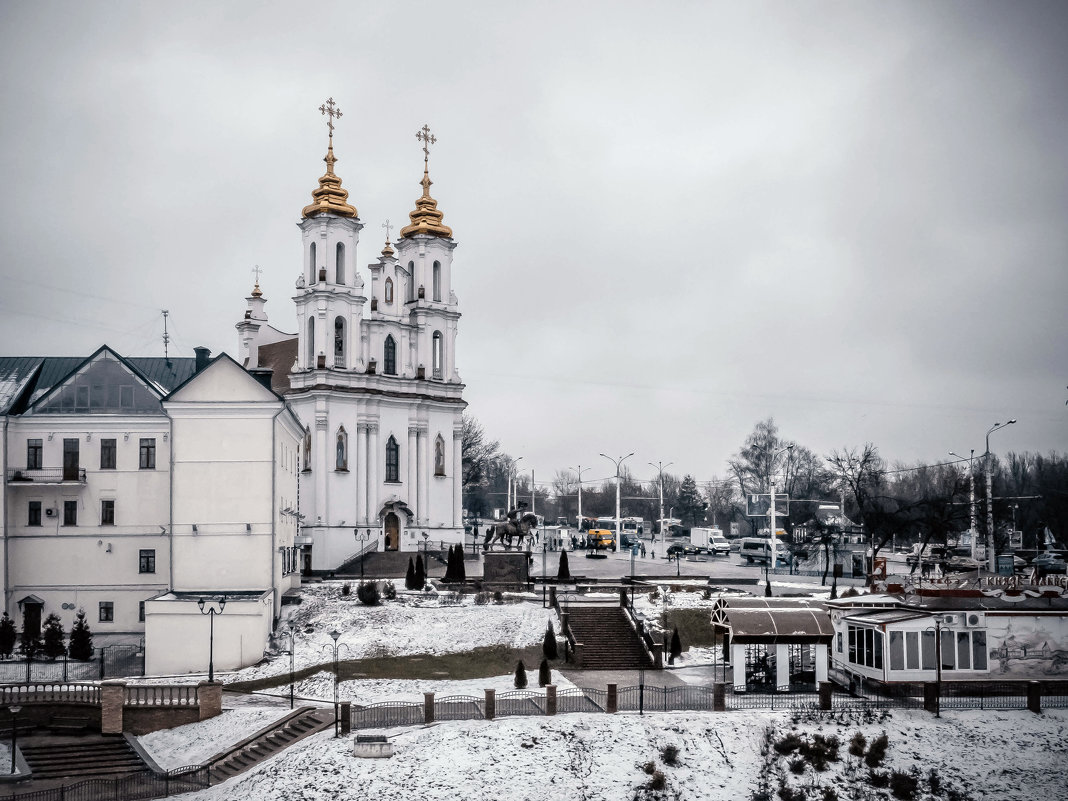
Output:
3,415,9,615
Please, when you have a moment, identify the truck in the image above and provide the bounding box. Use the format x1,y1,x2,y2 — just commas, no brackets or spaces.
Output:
690,527,728,554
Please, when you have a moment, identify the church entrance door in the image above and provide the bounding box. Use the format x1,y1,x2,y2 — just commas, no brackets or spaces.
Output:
384,513,400,551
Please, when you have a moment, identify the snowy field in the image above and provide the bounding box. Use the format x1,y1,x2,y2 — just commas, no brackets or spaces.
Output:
144,708,1068,801
140,709,294,770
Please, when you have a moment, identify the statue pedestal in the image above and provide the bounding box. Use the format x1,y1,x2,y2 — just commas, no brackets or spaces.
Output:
483,552,530,589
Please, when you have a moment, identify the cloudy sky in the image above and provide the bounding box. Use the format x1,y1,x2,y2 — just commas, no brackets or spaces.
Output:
1,1,1065,489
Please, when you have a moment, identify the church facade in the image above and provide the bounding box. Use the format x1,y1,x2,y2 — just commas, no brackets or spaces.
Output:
237,116,467,571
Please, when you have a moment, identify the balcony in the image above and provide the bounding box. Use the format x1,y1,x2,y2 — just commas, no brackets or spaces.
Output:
6,467,87,485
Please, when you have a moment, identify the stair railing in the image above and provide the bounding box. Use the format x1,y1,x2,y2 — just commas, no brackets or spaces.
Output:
621,604,657,668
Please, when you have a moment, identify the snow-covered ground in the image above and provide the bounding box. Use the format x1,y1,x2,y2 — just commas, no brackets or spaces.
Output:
140,709,294,770
145,708,1068,801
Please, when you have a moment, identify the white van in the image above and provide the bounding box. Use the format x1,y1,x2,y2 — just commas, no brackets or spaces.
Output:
708,532,730,556
738,537,789,566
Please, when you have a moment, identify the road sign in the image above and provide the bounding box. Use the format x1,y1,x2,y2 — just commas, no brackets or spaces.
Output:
746,493,789,517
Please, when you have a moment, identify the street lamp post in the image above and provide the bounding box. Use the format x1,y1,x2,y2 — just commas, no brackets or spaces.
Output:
600,452,634,551
569,465,588,532
949,450,977,560
985,420,1017,572
8,705,21,775
767,445,794,597
925,617,943,718
507,457,524,512
353,528,370,581
329,629,342,737
648,461,673,552
286,621,297,710
197,596,226,683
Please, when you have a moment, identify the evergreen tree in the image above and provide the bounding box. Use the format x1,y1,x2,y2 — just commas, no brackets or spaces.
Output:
514,659,528,689
538,658,551,687
557,550,571,580
19,622,41,660
41,613,66,660
68,609,94,661
676,475,707,526
442,545,456,582
669,627,682,664
0,612,16,659
455,545,466,582
543,621,558,660
405,557,418,590
414,554,426,589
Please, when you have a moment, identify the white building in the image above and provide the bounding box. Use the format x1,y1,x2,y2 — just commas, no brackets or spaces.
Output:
0,346,303,675
237,126,467,570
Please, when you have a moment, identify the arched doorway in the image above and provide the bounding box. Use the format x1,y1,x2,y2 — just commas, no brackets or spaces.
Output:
384,512,400,551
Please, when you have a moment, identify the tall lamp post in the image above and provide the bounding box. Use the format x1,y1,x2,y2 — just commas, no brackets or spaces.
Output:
600,452,634,551
8,705,21,775
648,461,673,551
767,445,794,597
329,629,342,737
949,450,977,560
507,456,524,512
985,420,1016,573
924,617,943,718
197,596,226,683
286,620,297,710
353,528,370,581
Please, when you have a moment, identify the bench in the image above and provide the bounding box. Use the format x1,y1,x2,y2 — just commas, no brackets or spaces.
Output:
48,715,90,734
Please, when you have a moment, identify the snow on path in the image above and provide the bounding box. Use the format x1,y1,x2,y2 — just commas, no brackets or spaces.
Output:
285,669,578,704
139,709,294,770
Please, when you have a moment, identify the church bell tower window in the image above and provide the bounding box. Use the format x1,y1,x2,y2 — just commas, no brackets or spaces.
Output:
384,278,394,304
384,335,397,376
336,242,346,284
432,331,443,379
433,261,441,302
385,436,399,482
309,241,317,284
306,318,316,368
334,317,345,368
407,262,415,301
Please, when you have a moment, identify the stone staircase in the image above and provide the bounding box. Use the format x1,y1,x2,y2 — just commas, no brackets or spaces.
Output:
19,734,148,779
565,606,654,670
207,706,334,785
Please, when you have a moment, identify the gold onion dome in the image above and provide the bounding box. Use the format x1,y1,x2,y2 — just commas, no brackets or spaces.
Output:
381,240,395,257
400,169,452,239
251,281,263,298
301,142,357,219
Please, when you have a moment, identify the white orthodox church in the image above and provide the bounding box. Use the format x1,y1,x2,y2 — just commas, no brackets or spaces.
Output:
236,115,467,571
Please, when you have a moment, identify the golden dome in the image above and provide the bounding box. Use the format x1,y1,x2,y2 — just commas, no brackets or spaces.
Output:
400,169,452,239
381,240,395,258
301,141,357,219
251,281,263,298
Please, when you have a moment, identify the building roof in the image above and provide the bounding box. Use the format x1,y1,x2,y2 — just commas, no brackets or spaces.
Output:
719,608,835,644
710,597,827,626
256,338,297,394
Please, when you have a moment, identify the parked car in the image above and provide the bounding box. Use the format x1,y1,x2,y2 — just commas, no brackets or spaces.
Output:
666,543,696,558
943,555,980,572
1031,552,1067,573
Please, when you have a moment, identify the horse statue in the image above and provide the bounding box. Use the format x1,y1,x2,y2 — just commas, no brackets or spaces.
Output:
483,512,539,551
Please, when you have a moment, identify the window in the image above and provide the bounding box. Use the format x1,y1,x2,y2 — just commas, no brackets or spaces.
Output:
334,317,345,368
139,601,145,623
433,261,441,301
27,439,42,469
139,549,156,574
302,428,311,471
384,336,397,375
432,331,443,379
335,242,345,284
100,438,116,469
63,500,77,526
139,438,155,469
99,602,114,622
309,241,317,283
847,625,883,670
384,277,394,304
307,318,316,368
407,262,415,300
385,436,399,482
921,630,936,670
889,631,905,670
28,501,41,527
956,631,971,670
972,631,987,670
905,631,920,670
63,438,80,480
336,428,348,471
101,500,115,526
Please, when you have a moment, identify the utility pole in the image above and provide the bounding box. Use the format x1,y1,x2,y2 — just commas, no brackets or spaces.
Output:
569,465,587,529
985,421,1016,573
950,450,976,560
649,461,673,550
601,452,634,551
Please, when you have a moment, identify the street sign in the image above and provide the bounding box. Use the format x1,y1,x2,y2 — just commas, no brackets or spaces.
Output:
746,493,789,517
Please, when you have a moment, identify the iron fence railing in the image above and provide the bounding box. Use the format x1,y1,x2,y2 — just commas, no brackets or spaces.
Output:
0,765,208,801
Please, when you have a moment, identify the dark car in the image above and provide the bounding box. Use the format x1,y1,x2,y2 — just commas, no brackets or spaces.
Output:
666,544,687,557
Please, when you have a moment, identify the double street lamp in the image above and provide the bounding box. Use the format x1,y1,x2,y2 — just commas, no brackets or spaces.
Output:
648,461,673,550
8,705,21,775
600,452,634,551
766,445,794,597
326,629,345,737
197,596,226,683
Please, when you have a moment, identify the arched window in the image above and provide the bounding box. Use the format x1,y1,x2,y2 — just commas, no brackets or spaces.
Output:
407,262,415,301
384,335,397,375
302,427,311,471
335,242,345,284
385,435,399,482
306,318,316,368
384,277,394,304
434,434,446,476
433,261,441,301
432,331,443,379
334,316,345,368
309,241,317,283
336,427,348,471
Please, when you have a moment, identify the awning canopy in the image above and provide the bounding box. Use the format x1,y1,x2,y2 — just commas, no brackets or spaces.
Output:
719,608,835,644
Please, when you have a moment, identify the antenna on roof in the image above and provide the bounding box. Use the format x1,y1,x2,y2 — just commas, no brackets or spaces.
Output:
162,310,171,364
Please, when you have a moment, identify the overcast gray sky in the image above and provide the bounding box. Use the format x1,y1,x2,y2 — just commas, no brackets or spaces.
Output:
1,1,1065,489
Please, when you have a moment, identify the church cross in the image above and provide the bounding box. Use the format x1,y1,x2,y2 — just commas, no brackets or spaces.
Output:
382,219,393,242
415,124,436,167
319,97,343,136
251,265,263,284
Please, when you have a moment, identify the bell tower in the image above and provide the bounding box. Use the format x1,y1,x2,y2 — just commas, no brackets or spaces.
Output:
293,98,366,372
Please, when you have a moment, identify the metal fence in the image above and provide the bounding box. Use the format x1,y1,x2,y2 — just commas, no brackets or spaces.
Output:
0,646,143,686
1,766,208,801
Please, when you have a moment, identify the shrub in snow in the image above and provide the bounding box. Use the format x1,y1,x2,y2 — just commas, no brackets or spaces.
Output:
864,732,888,768
513,660,527,689
642,761,655,775
869,769,889,788
800,734,839,771
68,609,94,661
821,788,838,801
341,582,351,596
848,731,866,757
492,591,503,604
356,581,380,606
788,756,806,775
0,612,16,659
557,550,571,580
41,613,66,660
474,591,490,605
928,769,941,796
774,733,803,755
660,744,679,766
538,658,550,687
405,557,418,590
889,769,920,800
646,770,666,791
382,580,397,600
414,554,426,588
542,621,558,660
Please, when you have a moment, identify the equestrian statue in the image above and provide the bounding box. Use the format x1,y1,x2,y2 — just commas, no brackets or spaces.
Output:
483,507,538,551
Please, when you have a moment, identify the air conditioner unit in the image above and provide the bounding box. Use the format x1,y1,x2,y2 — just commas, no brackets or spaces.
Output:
45,508,55,517
965,613,984,628
942,614,958,625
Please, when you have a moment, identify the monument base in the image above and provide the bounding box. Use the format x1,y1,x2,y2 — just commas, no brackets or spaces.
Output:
483,551,530,588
